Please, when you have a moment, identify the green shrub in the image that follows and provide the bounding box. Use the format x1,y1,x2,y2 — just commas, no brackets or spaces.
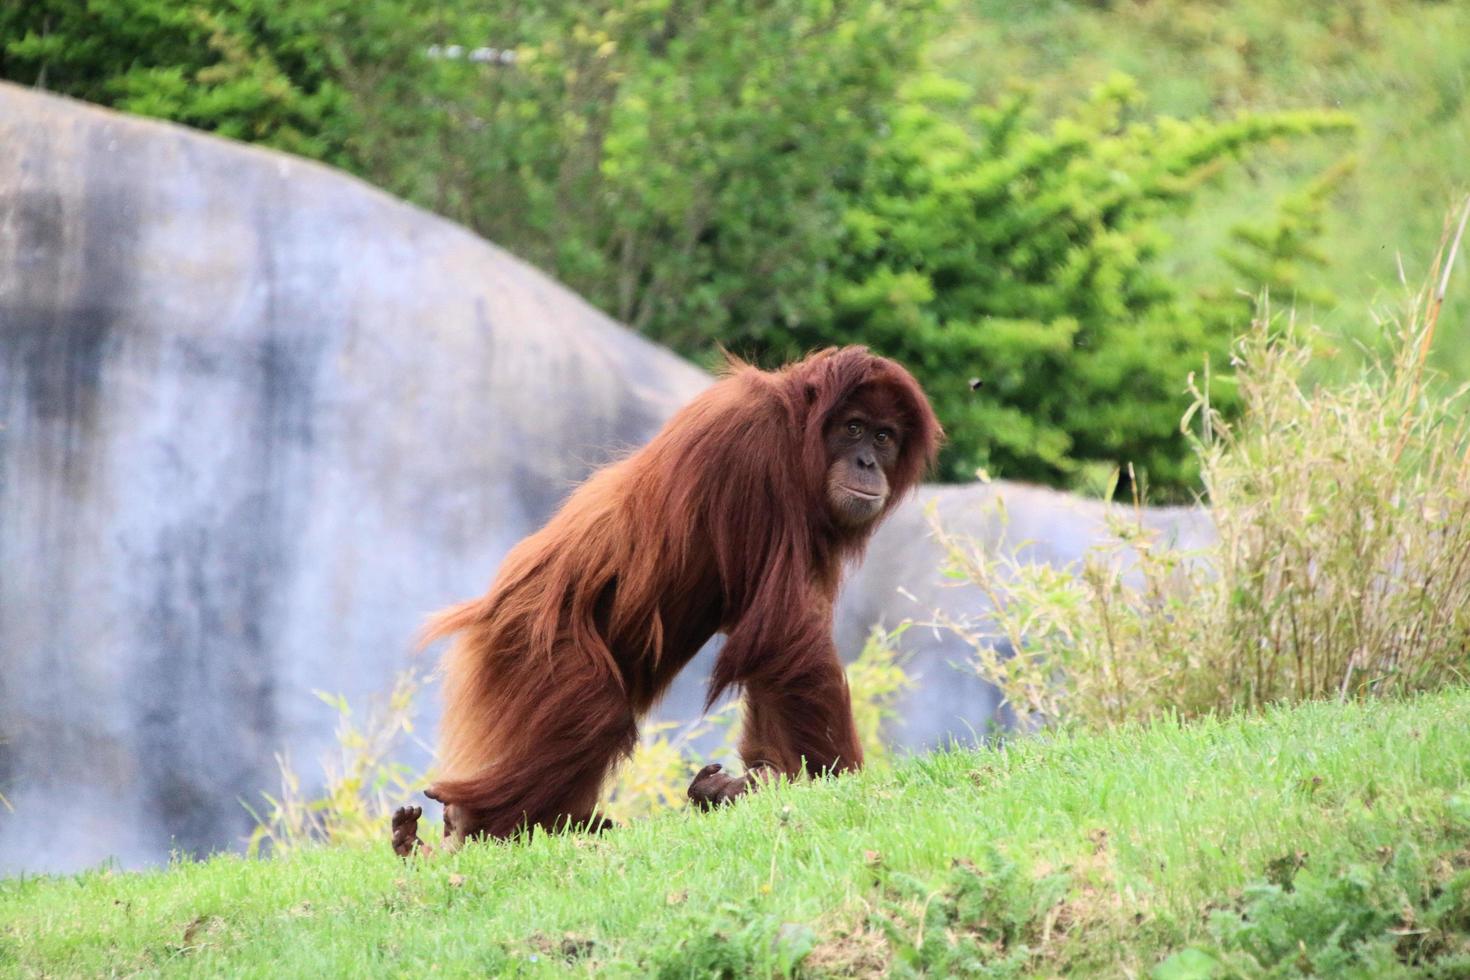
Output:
937,205,1470,727
1157,841,1470,976
350,0,938,353
869,851,1072,977
0,0,372,166
5,3,1360,496
771,74,1353,491
942,0,1470,380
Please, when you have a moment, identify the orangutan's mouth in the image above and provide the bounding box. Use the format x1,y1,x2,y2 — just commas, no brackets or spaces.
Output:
841,486,883,500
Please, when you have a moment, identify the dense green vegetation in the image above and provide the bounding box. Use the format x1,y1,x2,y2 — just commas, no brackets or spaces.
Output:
0,0,362,165
8,0,1433,495
789,76,1350,486
940,0,1470,376
4,690,1469,976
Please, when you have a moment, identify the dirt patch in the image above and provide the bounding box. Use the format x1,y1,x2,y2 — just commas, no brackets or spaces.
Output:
803,925,891,978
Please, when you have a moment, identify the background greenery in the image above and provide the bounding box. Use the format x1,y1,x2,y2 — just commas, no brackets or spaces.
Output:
4,0,1464,495
939,0,1470,374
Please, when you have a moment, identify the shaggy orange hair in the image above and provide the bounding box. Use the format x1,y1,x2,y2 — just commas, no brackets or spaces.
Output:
418,346,940,842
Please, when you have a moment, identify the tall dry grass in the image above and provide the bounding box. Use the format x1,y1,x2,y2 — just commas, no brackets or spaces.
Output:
937,200,1470,728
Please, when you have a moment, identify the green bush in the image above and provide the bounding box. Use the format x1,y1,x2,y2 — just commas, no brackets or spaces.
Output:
346,0,938,352
942,0,1470,379
937,208,1470,728
4,3,1359,495
0,0,370,166
870,851,1071,977
1159,844,1470,976
774,75,1352,490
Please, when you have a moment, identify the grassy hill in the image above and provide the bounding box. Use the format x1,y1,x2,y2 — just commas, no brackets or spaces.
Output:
936,0,1470,378
4,690,1468,977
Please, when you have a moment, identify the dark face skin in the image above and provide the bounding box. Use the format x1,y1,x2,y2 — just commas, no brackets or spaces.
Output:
824,387,905,528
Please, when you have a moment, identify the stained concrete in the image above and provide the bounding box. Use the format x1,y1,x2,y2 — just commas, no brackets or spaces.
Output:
0,83,708,872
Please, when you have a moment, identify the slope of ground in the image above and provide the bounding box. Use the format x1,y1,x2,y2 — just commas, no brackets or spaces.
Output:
3,690,1468,976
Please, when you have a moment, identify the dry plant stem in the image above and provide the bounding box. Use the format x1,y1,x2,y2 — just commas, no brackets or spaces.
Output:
248,668,432,855
1397,195,1470,462
1434,196,1470,309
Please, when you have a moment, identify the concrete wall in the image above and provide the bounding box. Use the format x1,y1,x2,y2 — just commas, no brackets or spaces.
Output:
0,84,714,873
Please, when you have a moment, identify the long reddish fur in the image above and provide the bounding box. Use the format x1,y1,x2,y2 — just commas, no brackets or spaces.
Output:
422,346,940,838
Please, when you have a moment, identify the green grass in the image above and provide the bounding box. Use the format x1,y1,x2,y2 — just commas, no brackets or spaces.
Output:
5,691,1470,977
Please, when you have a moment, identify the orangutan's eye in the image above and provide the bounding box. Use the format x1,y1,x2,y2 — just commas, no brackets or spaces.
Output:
874,429,892,446
846,421,863,437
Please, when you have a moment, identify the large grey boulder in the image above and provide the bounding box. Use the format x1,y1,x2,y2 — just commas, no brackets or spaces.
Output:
832,482,1214,749
0,84,711,874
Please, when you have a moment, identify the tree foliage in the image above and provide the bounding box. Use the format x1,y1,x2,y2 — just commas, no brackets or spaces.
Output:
789,76,1352,488
0,0,364,165
346,0,939,352
2,2,1355,495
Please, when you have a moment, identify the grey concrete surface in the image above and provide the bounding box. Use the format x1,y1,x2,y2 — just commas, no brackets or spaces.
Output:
0,83,711,873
